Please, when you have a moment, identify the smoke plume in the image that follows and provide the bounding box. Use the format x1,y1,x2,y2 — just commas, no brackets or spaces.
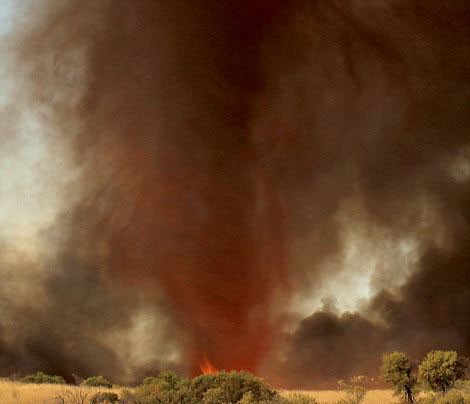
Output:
0,0,469,387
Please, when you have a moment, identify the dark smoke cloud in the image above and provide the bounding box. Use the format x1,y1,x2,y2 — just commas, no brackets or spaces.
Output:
280,223,470,388
0,0,469,388
255,0,470,388
0,229,180,383
0,243,123,378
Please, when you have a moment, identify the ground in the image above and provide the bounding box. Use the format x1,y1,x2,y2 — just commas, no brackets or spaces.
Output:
0,379,122,404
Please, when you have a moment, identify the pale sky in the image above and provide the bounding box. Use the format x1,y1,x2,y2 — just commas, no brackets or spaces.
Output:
0,0,14,37
0,0,74,252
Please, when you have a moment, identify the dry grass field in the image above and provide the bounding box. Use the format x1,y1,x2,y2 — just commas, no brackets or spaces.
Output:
0,379,122,404
282,389,399,404
0,379,401,404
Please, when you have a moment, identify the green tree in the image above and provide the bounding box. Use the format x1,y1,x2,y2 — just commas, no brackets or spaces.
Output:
20,371,66,384
419,351,466,393
381,352,416,403
82,375,113,388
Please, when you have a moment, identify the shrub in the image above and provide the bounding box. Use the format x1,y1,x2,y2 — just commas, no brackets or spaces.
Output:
82,375,113,388
436,391,466,404
90,392,119,403
141,371,187,391
117,389,135,404
202,386,225,404
52,389,90,403
133,372,190,404
239,391,257,404
239,391,300,404
132,370,278,404
382,352,416,403
417,391,467,404
21,371,66,384
284,393,318,404
190,371,277,403
419,351,466,393
454,380,470,394
337,376,369,404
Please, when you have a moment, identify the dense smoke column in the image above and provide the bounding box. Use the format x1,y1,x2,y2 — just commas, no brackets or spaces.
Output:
1,0,294,380
54,1,292,373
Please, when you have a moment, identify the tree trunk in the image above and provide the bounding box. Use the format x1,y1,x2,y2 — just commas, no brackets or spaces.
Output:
404,386,414,403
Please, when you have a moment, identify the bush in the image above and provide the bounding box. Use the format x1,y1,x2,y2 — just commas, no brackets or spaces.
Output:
21,371,66,384
90,392,119,403
141,371,187,391
117,389,135,404
283,393,318,404
454,380,470,394
382,352,416,403
437,391,466,404
82,375,113,388
191,371,277,403
133,371,190,403
202,386,225,404
52,389,90,404
131,370,278,404
419,351,466,393
239,391,257,404
239,391,305,404
417,391,467,404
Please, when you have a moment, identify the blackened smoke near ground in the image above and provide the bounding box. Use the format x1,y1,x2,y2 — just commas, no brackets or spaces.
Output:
0,0,469,388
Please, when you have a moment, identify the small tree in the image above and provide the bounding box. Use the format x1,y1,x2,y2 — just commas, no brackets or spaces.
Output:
419,351,466,393
337,375,369,404
381,352,416,403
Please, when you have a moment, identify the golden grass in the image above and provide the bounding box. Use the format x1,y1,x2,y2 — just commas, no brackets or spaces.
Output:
0,379,122,404
0,379,403,404
282,389,400,404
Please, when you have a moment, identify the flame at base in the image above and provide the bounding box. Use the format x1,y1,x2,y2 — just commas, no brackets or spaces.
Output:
200,355,219,375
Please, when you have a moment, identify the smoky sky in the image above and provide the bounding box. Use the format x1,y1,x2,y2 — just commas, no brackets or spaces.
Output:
0,0,469,388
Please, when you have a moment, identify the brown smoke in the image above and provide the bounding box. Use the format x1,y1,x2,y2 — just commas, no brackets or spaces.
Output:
68,0,293,374
255,0,470,387
1,0,469,387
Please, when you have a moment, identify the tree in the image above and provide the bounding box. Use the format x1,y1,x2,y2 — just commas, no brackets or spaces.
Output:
418,351,466,393
381,352,416,403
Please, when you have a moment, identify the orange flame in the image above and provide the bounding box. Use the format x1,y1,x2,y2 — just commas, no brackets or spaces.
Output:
200,354,218,375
